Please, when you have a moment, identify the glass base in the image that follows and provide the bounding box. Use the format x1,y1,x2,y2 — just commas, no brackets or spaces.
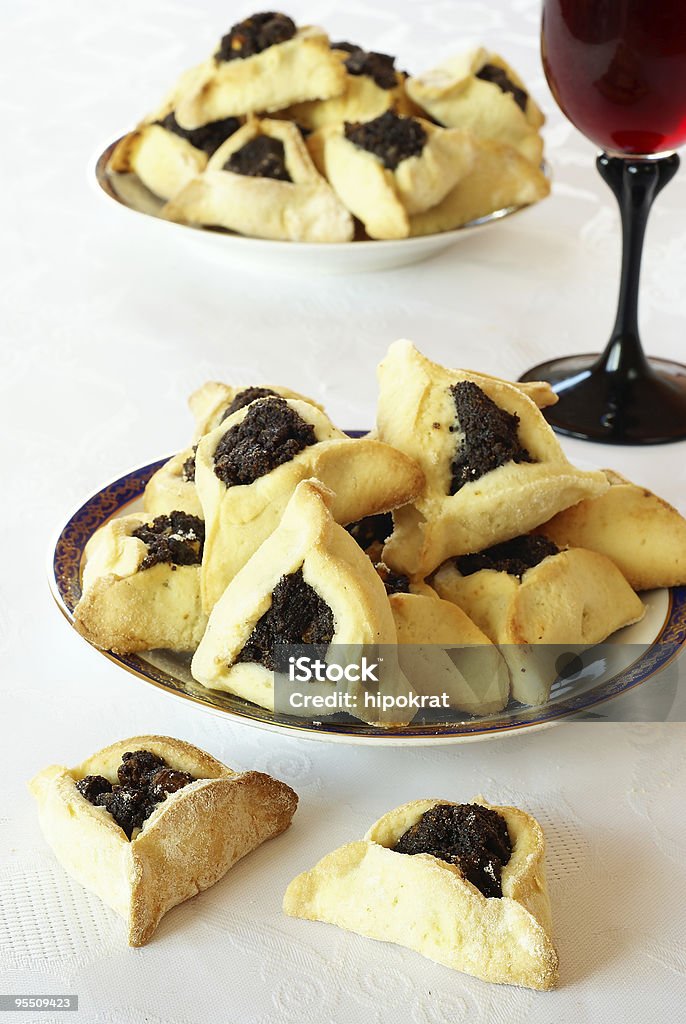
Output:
519,355,686,444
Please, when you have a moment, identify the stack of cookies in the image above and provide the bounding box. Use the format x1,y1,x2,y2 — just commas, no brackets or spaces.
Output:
73,340,686,723
107,11,550,241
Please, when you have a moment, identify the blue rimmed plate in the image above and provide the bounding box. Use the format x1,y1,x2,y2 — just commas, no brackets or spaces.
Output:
49,456,686,745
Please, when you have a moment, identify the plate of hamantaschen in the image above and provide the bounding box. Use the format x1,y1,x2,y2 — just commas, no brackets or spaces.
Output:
50,341,686,743
96,11,550,272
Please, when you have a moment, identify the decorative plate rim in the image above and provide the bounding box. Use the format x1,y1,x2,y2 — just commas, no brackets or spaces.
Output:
48,451,686,745
92,137,550,251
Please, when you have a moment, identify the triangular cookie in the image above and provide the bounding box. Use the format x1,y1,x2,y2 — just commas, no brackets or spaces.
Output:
433,534,645,704
283,797,558,990
536,469,686,590
73,512,207,653
307,110,475,238
191,479,402,720
406,47,545,165
145,382,327,517
30,735,297,946
163,118,354,241
108,113,242,201
172,17,346,128
376,341,608,577
194,394,424,610
409,136,550,235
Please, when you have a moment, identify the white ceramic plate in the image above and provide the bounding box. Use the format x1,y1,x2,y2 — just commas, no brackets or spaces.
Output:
93,139,548,274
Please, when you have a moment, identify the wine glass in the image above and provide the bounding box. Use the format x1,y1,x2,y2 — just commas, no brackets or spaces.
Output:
519,0,686,444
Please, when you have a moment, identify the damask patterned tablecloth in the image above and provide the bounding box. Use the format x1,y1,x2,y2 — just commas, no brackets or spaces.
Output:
1,1,686,1022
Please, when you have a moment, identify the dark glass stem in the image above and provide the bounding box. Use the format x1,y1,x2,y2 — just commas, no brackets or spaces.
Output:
596,153,677,378
520,152,686,444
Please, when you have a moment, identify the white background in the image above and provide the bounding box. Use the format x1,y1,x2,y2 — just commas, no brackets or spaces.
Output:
1,1,686,1021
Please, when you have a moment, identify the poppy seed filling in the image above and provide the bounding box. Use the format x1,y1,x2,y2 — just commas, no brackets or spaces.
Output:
449,381,534,494
132,512,205,570
344,110,427,170
76,749,196,840
220,386,280,423
235,568,335,670
182,446,198,483
374,562,410,595
346,512,394,556
224,136,292,182
392,802,512,898
475,62,528,113
157,112,241,155
333,41,397,89
215,12,296,63
456,534,560,579
213,397,316,486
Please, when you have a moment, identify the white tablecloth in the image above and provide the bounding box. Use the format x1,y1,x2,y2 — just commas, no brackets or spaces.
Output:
2,1,686,1021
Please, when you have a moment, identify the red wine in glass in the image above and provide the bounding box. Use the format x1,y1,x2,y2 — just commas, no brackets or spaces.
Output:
519,0,686,443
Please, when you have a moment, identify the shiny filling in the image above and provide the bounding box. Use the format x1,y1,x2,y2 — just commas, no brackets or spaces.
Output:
76,749,196,840
392,802,512,898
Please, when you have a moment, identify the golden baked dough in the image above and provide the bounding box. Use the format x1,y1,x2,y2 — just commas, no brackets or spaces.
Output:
109,124,209,201
308,113,475,238
283,797,558,990
73,512,207,653
191,479,406,725
29,735,297,946
469,372,557,409
194,394,424,611
433,543,645,704
107,109,245,202
173,24,346,129
280,45,412,130
389,584,510,715
163,118,354,242
376,341,608,577
144,448,203,518
485,374,557,409
536,469,686,590
366,372,557,415
409,136,550,235
188,380,325,439
407,48,545,165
